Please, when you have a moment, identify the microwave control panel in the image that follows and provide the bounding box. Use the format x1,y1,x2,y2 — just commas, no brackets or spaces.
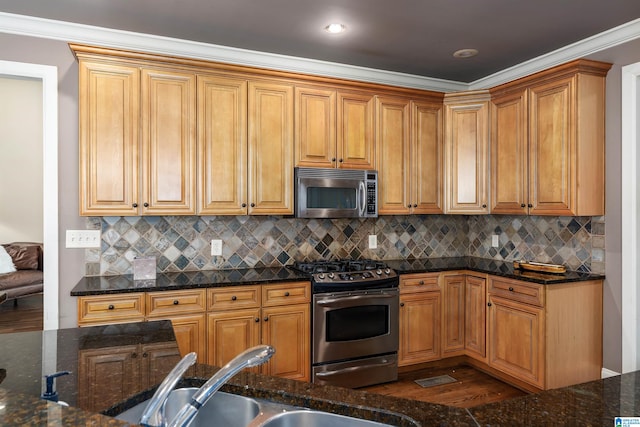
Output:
366,172,377,216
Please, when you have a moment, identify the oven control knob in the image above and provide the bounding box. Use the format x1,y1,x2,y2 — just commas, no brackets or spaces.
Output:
328,272,335,279
376,269,383,276
318,273,325,280
384,268,391,275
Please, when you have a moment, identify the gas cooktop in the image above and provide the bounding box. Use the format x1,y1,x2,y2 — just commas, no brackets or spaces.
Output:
289,259,398,293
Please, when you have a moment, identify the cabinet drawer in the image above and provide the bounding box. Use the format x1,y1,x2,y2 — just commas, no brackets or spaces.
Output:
208,286,261,310
262,281,311,306
489,278,544,307
78,293,145,326
400,273,440,292
147,289,206,317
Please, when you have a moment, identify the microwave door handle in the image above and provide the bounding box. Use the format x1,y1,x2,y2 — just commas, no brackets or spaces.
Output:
358,181,366,216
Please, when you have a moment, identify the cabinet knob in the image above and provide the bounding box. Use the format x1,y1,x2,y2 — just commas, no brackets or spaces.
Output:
231,295,237,301
108,304,114,310
131,352,137,359
407,204,412,208
242,203,247,208
255,317,260,323
487,302,492,307
132,203,138,208
400,302,405,307
339,158,343,163
143,202,149,207
142,352,148,358
482,204,487,208
413,204,417,208
284,292,290,297
173,300,179,305
418,280,424,285
331,158,336,162
528,204,533,208
521,204,526,208
250,203,255,207
263,316,269,322
508,287,514,292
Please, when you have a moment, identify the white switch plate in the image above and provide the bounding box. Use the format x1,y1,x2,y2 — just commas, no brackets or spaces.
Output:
491,234,499,248
66,230,101,248
211,239,223,256
368,235,378,249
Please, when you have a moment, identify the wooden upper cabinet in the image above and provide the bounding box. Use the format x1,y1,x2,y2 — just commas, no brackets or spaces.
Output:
444,91,490,214
79,60,140,216
491,59,611,216
197,74,248,215
248,80,294,215
337,91,376,169
295,87,375,170
376,95,411,214
412,100,444,214
140,69,197,215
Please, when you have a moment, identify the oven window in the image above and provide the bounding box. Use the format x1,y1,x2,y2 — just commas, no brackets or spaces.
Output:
307,187,357,209
326,305,388,342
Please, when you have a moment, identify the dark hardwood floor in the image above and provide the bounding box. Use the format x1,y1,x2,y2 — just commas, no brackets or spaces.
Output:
0,294,43,334
361,360,528,408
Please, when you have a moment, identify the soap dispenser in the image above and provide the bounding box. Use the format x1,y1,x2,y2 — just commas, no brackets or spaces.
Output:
41,371,70,405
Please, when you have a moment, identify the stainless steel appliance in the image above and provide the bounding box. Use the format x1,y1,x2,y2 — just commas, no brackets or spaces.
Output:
294,167,378,218
291,260,399,389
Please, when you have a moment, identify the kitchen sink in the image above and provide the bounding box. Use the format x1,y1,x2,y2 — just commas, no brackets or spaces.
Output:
115,387,396,427
257,410,395,427
115,387,260,427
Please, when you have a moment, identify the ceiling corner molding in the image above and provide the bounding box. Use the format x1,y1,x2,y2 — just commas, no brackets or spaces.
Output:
0,12,468,93
470,18,640,90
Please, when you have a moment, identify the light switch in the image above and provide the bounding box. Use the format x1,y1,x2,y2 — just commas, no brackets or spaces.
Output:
66,230,101,248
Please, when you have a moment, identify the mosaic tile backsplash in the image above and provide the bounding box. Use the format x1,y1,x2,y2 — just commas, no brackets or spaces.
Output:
85,214,605,276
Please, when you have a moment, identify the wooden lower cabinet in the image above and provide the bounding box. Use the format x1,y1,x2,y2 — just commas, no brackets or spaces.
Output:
464,275,487,362
442,274,465,356
77,341,180,412
207,308,261,368
398,273,441,366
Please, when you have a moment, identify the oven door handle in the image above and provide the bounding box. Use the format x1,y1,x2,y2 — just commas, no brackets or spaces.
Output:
316,293,396,307
315,359,396,378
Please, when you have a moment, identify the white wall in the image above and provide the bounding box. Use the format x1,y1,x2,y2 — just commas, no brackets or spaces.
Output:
0,76,43,243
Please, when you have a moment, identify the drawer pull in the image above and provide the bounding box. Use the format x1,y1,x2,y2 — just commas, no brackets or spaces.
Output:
284,292,290,297
173,300,179,305
508,287,514,292
418,281,424,285
108,304,115,310
231,296,237,301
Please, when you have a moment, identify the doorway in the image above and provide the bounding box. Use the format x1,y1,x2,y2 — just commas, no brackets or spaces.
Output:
0,60,58,330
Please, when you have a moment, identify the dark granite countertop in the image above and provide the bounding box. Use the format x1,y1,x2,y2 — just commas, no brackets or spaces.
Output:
0,321,636,426
71,257,604,296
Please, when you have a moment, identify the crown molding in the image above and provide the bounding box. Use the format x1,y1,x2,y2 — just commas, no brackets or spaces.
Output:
1,12,639,93
470,18,640,90
0,12,467,93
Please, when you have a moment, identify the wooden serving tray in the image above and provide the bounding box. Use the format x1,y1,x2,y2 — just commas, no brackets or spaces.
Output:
513,260,566,274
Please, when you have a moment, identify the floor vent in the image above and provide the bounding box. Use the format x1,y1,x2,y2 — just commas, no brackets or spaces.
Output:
414,374,457,388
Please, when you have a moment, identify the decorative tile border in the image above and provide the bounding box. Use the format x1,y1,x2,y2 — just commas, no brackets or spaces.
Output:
85,215,604,276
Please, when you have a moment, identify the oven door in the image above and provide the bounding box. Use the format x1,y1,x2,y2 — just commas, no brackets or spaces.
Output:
312,288,399,364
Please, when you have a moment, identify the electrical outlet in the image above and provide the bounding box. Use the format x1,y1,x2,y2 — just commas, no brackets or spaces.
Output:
491,234,499,248
66,230,101,248
211,239,223,256
368,235,378,249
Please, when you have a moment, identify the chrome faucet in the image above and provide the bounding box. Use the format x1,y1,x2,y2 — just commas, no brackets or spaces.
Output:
140,352,197,427
167,345,275,427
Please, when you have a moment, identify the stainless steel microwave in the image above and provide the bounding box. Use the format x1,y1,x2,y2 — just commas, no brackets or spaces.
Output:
294,167,378,218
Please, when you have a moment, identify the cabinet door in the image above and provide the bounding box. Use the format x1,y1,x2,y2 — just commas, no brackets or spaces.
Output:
141,68,196,214
77,345,141,412
295,86,336,168
248,81,294,214
197,75,248,215
398,291,441,366
488,295,545,388
168,314,207,359
376,95,411,214
444,96,489,214
528,77,573,216
465,275,486,361
337,91,376,169
442,275,465,356
141,341,182,387
491,90,529,214
261,303,310,382
207,308,261,367
78,60,139,216
411,100,444,214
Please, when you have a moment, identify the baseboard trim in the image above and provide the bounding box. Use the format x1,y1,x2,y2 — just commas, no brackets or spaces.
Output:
601,368,620,378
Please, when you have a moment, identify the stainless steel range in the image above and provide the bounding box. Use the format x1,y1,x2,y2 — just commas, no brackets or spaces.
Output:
291,259,399,389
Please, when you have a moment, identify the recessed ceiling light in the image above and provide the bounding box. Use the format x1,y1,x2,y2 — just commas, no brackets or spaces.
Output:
324,23,346,34
453,48,479,58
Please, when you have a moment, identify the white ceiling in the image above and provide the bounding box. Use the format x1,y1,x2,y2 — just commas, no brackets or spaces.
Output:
1,0,639,84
